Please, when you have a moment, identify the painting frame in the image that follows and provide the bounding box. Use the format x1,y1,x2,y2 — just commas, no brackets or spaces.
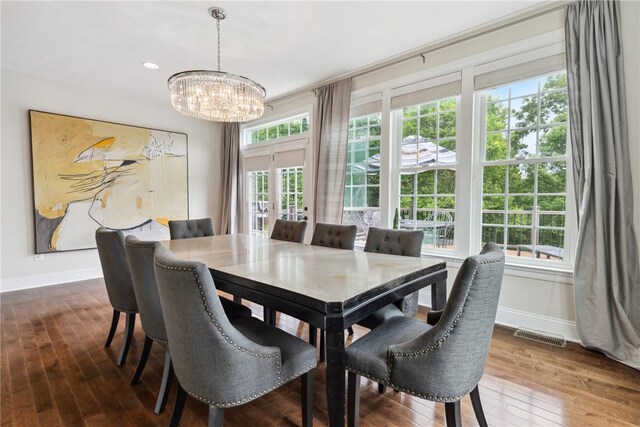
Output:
29,110,189,254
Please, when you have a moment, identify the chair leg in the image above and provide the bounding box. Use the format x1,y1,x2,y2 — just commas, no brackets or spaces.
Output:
347,326,354,336
117,312,136,366
470,385,488,427
319,331,325,363
347,371,361,427
208,405,224,427
155,348,174,414
300,370,314,427
444,400,462,427
130,335,153,384
378,383,387,393
169,385,187,427
104,309,120,348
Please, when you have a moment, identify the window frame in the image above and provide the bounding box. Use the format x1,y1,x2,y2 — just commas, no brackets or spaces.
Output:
244,112,310,146
392,95,461,255
475,71,575,270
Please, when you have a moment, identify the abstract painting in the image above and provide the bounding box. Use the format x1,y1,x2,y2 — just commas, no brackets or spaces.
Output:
29,110,188,253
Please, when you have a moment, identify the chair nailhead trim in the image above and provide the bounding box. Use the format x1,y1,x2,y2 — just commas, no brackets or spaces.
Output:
149,335,168,344
346,366,467,403
180,362,317,407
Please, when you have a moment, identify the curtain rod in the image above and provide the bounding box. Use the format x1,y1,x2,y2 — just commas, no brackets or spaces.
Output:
267,1,568,104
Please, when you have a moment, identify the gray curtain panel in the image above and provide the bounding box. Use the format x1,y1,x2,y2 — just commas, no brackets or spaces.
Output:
312,78,352,226
565,0,640,369
220,122,242,234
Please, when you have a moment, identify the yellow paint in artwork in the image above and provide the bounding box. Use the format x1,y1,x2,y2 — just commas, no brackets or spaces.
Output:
101,191,111,208
30,111,151,220
136,196,143,209
156,217,170,227
94,137,116,148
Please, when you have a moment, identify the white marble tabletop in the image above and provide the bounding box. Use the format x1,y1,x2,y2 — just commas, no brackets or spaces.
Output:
161,233,444,304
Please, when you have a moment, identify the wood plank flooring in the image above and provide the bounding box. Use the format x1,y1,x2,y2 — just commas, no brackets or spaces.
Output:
1,278,639,426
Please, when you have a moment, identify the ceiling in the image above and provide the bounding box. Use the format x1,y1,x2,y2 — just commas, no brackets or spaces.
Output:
1,1,546,105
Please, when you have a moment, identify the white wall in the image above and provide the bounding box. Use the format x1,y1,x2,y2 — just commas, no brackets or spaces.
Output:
0,70,224,291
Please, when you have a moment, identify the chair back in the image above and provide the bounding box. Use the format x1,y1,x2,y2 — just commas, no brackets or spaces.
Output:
311,223,357,250
169,218,215,239
95,227,137,313
270,219,307,243
124,235,166,342
388,243,505,399
364,227,423,257
153,246,282,405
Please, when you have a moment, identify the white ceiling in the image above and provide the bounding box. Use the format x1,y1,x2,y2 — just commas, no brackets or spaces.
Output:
1,1,546,104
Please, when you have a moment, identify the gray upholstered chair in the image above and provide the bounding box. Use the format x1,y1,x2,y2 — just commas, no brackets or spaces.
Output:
309,223,358,360
264,219,308,324
124,236,251,414
345,243,505,427
310,222,358,250
153,246,317,427
168,218,215,239
359,227,424,329
95,227,138,366
270,219,307,243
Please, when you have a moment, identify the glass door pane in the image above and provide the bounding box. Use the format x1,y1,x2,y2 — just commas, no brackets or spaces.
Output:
247,170,269,237
278,167,304,221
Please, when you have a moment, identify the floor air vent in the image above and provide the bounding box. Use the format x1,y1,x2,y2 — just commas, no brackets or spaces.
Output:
513,328,566,348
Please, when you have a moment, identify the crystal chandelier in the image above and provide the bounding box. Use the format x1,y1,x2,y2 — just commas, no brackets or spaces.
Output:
168,7,266,122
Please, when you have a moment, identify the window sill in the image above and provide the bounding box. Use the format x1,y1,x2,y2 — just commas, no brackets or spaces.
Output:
353,244,573,285
420,252,573,285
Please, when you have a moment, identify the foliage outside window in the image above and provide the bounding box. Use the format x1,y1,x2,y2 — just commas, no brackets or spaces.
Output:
247,114,309,145
481,71,568,261
342,113,381,243
279,167,304,221
398,97,458,250
247,171,269,237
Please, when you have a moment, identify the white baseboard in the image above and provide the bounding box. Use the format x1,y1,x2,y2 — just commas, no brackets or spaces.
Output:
418,293,580,344
495,306,580,343
0,267,103,293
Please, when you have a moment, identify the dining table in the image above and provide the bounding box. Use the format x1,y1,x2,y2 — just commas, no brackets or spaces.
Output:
161,233,448,427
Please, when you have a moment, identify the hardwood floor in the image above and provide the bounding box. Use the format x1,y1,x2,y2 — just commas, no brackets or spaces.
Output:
1,278,639,426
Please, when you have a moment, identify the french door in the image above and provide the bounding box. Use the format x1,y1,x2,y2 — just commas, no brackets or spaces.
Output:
243,137,311,239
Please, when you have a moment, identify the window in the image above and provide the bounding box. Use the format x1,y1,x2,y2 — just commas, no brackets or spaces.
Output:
247,171,269,237
279,167,304,221
247,113,309,145
479,71,568,261
342,113,381,244
397,97,458,250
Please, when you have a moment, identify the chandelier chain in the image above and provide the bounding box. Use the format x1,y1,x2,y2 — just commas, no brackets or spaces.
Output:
216,16,221,72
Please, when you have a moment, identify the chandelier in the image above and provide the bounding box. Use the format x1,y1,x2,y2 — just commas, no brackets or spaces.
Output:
168,7,266,122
